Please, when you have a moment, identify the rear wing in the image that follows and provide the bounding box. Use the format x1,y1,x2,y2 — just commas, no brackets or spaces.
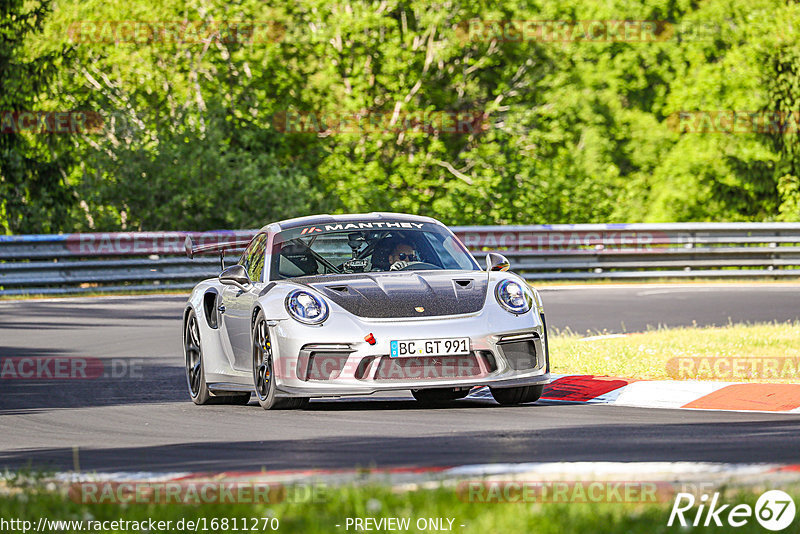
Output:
184,236,252,269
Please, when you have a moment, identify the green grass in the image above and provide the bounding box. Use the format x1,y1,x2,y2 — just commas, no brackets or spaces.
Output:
1,477,798,533
551,321,800,381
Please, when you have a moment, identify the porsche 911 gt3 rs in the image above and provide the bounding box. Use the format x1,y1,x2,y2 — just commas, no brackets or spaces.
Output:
183,213,550,409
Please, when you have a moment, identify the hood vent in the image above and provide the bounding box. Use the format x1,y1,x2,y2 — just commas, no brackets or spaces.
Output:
327,285,350,293
299,271,487,318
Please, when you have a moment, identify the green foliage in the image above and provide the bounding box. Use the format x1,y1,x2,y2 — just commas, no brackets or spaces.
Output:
778,174,800,221
2,0,800,231
0,0,75,234
763,38,800,221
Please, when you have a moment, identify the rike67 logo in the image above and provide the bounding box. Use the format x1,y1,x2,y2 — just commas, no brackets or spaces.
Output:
668,490,796,531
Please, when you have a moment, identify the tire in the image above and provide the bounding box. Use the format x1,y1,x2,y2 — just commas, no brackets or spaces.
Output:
185,310,211,405
412,387,470,403
252,310,308,410
490,385,544,406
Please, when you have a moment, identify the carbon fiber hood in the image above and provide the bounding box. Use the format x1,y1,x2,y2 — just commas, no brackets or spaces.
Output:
294,271,488,318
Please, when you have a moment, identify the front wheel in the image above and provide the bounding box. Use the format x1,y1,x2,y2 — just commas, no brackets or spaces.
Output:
252,311,308,410
490,385,544,406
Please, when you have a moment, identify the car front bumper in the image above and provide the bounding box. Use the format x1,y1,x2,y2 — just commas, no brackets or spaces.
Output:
269,305,551,397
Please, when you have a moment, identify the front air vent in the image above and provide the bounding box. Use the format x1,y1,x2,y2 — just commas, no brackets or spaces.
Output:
297,344,354,381
497,334,541,371
305,352,349,380
478,350,498,373
355,356,377,380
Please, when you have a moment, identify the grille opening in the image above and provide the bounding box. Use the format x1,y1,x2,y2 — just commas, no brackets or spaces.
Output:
477,350,498,372
297,352,350,381
354,356,376,380
499,340,538,371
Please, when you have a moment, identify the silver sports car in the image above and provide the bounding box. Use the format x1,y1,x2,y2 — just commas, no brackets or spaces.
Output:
183,213,550,409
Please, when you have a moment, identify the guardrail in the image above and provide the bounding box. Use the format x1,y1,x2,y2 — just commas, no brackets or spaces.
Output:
1,223,799,295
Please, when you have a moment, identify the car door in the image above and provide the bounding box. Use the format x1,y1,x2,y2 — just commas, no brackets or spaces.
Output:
221,233,267,371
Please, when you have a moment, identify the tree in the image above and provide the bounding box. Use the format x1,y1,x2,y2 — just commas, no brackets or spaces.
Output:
0,0,75,233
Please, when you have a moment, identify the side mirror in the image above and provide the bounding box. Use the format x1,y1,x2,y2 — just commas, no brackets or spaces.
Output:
219,264,252,291
486,253,510,272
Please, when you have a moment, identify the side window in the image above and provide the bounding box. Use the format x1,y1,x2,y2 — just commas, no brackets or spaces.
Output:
240,233,268,282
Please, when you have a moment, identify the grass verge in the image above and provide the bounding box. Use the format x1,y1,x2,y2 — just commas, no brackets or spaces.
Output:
1,478,797,533
551,321,800,381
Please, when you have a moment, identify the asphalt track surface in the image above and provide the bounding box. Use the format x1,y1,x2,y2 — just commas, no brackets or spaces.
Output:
1,284,799,474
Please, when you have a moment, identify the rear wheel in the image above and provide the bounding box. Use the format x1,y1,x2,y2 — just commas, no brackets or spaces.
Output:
252,311,308,410
490,385,544,406
412,387,470,403
186,310,252,405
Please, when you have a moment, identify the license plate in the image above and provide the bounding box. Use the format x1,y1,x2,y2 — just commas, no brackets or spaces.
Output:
390,338,470,358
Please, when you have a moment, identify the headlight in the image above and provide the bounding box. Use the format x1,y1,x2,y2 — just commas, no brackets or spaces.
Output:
495,279,533,314
286,290,329,324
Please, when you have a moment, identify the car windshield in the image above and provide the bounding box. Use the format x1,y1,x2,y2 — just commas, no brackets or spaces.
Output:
269,223,480,279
